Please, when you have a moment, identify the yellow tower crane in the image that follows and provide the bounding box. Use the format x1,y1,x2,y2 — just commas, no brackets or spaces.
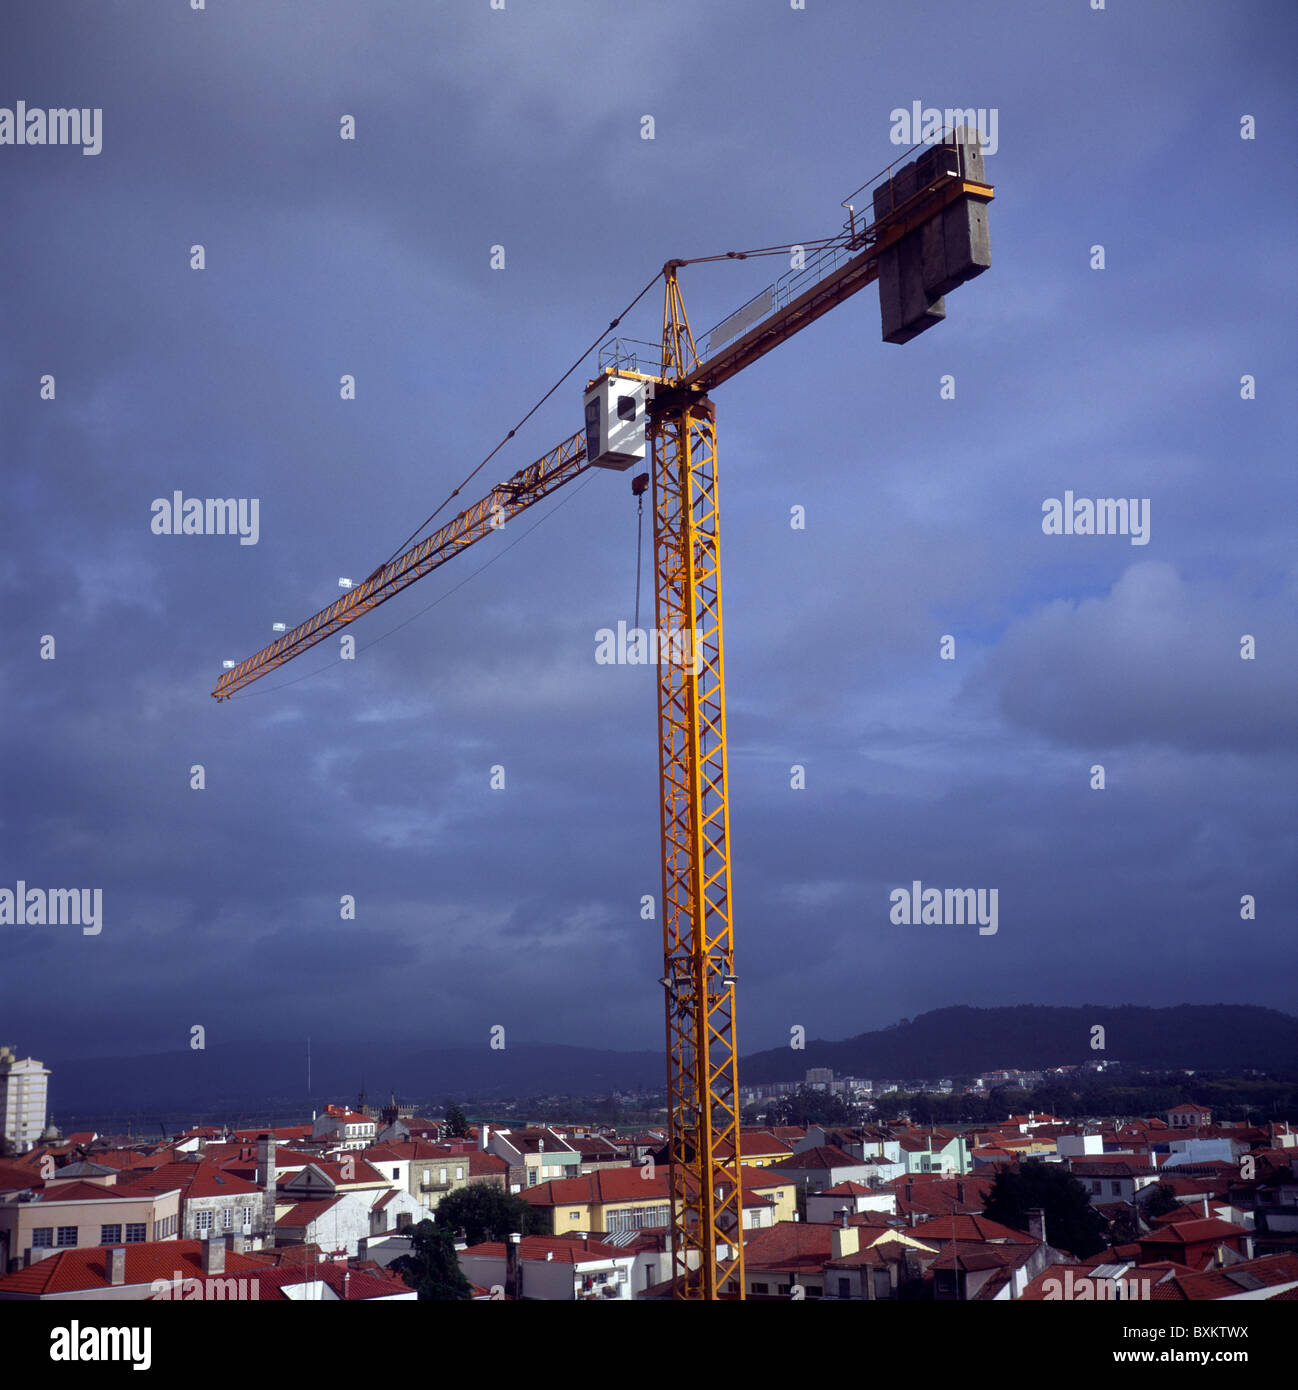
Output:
213,129,993,1300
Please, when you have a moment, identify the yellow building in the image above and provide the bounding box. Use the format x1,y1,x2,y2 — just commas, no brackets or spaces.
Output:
523,1166,796,1237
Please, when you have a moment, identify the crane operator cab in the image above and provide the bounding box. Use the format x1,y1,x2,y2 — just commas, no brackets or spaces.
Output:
583,374,649,470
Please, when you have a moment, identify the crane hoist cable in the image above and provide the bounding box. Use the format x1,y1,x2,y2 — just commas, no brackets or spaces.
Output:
633,475,646,632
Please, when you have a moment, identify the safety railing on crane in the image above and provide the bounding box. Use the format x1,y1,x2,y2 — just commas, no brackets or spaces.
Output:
696,128,974,364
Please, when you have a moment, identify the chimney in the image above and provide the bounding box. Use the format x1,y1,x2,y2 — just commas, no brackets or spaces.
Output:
1202,1197,1211,1219
343,1270,351,1299
202,1230,226,1276
257,1133,277,1249
956,1181,966,1205
479,1124,491,1152
832,1224,860,1261
505,1232,522,1300
108,1247,126,1286
1027,1207,1046,1244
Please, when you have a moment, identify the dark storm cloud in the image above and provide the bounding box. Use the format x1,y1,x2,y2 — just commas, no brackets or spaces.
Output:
2,1,1295,1077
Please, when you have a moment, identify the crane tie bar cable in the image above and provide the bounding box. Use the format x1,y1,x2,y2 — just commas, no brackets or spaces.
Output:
370,270,665,580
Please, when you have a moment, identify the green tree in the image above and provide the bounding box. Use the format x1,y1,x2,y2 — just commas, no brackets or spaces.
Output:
765,1086,852,1128
435,1183,548,1245
1143,1182,1180,1220
389,1220,472,1301
443,1104,470,1139
982,1158,1107,1259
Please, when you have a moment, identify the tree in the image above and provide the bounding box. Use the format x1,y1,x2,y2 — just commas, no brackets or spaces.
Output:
1143,1182,1180,1220
443,1104,471,1139
389,1220,472,1301
435,1183,547,1246
765,1086,852,1128
982,1158,1107,1259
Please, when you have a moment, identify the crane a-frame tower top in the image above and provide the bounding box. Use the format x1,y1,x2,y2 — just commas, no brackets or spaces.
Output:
213,128,993,1300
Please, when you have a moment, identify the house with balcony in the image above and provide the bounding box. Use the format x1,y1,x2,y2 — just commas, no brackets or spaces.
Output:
394,1143,507,1212
311,1106,376,1150
458,1233,636,1301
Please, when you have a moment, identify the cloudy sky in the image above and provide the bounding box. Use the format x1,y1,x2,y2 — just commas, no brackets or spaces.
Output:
2,0,1295,1077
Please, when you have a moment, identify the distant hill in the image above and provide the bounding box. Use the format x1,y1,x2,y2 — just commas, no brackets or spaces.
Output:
44,1038,664,1117
739,1004,1298,1082
44,1003,1298,1119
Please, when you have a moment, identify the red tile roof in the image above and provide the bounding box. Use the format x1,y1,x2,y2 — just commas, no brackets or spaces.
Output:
276,1198,341,1229
927,1242,1035,1273
24,1181,174,1205
1140,1218,1249,1247
0,1162,37,1192
770,1145,861,1172
521,1164,791,1210
0,1241,270,1297
284,1158,388,1187
1149,1253,1298,1302
76,1150,157,1172
242,1262,412,1300
460,1235,626,1264
741,1221,837,1272
910,1213,1035,1245
119,1162,261,1199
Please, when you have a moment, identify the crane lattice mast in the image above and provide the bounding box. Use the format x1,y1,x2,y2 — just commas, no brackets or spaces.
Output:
213,129,993,1299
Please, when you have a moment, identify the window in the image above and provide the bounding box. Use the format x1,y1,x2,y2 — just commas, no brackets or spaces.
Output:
569,1211,582,1220
125,1224,146,1243
751,1281,769,1294
607,1204,671,1235
617,395,636,422
838,1278,851,1299
456,1167,463,1181
392,1168,400,1180
196,1211,213,1231
222,1207,233,1229
397,1213,412,1230
57,1226,78,1247
584,399,601,458
32,1227,52,1248
1090,1181,1101,1194
439,1168,447,1185
1111,1182,1122,1196
100,1224,122,1244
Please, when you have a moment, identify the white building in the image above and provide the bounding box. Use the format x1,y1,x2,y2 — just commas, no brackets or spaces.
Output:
274,1188,424,1258
0,1049,49,1154
458,1234,636,1301
311,1106,376,1150
1057,1134,1105,1159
